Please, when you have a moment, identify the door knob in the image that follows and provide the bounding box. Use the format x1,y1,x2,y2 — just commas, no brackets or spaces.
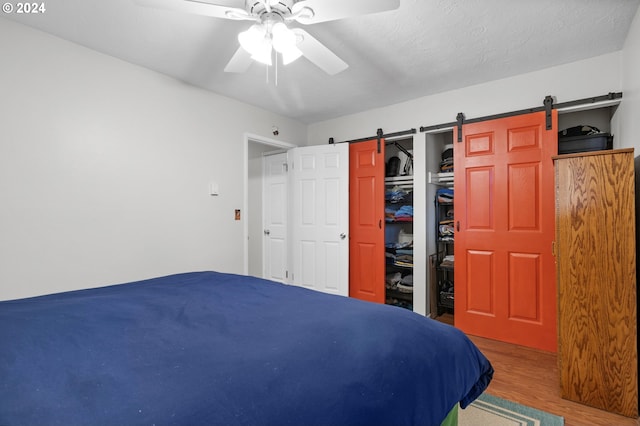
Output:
340,233,346,240
264,229,270,235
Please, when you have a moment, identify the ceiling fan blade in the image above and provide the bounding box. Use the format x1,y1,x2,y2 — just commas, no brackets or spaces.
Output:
292,0,400,24
134,0,253,20
293,28,348,75
224,46,254,73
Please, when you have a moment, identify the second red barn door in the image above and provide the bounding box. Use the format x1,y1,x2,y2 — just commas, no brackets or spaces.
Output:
349,139,385,303
454,111,558,352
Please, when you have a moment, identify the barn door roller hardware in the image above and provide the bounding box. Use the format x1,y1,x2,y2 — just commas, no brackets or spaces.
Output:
328,128,416,154
419,92,622,136
456,113,465,142
544,95,554,130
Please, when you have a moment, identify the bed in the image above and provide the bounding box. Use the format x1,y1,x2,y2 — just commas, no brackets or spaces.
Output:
0,271,493,426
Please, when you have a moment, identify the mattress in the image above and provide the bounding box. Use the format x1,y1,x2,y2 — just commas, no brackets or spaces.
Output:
0,271,493,425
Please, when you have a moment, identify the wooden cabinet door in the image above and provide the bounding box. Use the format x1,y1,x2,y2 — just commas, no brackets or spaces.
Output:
555,149,637,418
349,139,385,303
454,111,558,352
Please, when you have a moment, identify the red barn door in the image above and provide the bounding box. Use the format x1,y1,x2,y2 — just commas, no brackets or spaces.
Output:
349,139,385,303
454,111,558,352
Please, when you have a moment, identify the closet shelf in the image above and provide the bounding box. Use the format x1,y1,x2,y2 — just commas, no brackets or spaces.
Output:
385,175,413,190
428,171,454,187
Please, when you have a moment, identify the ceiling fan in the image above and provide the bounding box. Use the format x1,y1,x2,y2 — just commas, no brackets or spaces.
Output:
135,0,400,75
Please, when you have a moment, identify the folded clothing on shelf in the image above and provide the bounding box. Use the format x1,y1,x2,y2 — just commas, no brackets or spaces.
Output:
437,188,453,203
386,272,413,293
397,274,414,293
439,220,454,236
441,255,454,268
385,188,413,204
385,205,413,221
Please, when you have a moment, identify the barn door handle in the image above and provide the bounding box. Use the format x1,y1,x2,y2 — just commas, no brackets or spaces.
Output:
456,221,460,232
379,219,382,229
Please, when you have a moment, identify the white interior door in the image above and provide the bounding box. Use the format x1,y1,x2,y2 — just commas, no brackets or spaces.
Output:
290,144,349,296
262,152,288,283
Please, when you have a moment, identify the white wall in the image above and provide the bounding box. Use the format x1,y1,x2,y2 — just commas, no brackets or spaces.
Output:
616,3,640,151
308,52,623,145
0,18,306,300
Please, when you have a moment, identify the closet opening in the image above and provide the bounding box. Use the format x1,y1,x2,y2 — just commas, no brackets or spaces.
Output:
384,136,415,310
346,128,429,315
243,134,296,278
424,128,455,321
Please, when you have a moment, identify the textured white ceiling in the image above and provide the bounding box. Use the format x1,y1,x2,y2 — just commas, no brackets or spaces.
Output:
3,0,639,123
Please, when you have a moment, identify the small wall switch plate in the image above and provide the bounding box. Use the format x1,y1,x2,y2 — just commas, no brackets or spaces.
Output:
209,182,219,196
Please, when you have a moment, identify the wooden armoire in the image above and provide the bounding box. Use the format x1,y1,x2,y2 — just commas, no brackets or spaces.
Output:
554,148,638,418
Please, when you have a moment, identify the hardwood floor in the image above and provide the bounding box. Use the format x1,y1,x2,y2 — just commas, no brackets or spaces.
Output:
435,314,639,426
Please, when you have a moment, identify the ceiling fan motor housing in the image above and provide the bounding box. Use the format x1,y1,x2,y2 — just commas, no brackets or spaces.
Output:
246,0,295,18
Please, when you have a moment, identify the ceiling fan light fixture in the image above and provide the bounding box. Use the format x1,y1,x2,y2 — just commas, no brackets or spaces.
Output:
238,24,266,56
272,22,302,64
271,22,294,51
250,37,273,65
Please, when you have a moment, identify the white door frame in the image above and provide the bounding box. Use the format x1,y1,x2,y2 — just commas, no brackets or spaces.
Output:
243,133,297,276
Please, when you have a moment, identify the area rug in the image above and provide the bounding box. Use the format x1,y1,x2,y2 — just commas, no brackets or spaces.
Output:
459,393,564,426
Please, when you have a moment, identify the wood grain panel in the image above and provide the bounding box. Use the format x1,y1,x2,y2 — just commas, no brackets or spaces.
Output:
555,149,638,418
466,333,639,426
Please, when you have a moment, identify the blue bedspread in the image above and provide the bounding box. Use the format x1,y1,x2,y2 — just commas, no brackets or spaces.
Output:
0,271,492,426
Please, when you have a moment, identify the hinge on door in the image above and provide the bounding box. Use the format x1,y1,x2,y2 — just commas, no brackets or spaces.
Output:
376,128,383,153
286,270,288,279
